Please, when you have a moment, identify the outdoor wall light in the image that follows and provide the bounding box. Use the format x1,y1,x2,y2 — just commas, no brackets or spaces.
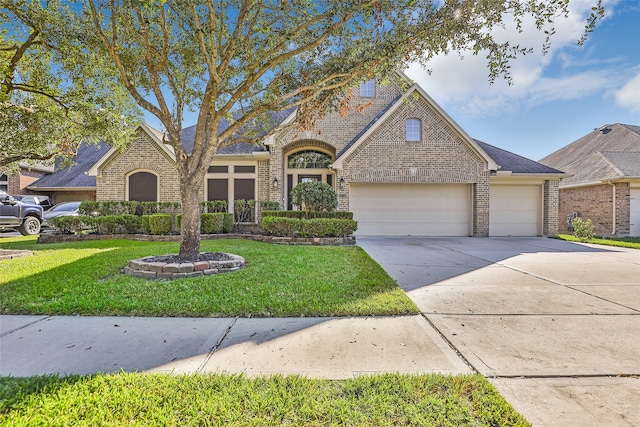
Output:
273,177,278,188
339,177,345,189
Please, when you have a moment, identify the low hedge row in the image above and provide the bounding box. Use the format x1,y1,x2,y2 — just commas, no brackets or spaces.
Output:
262,210,353,220
176,213,234,234
49,213,234,235
261,217,358,238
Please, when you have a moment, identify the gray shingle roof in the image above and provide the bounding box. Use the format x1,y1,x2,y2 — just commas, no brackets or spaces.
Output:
180,109,294,155
538,123,640,185
29,141,110,189
474,140,564,174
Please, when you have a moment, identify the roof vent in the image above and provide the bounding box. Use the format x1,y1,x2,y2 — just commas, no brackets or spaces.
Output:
598,125,611,134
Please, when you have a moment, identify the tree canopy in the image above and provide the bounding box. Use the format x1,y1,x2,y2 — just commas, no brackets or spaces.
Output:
2,0,603,259
0,1,140,169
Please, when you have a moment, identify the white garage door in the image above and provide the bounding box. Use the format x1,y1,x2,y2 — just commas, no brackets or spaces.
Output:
630,188,640,236
490,185,540,236
350,183,471,236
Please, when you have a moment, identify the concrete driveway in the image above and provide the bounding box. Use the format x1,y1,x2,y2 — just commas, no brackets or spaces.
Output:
358,237,640,427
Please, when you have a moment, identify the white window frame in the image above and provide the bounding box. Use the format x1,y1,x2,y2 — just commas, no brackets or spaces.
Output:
406,118,421,141
359,79,376,97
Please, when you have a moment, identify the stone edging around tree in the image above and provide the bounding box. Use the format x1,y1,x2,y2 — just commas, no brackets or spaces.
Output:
37,233,356,246
124,253,246,280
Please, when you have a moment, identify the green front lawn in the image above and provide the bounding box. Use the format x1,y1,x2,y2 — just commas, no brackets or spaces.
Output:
556,234,640,249
0,237,417,317
0,373,529,426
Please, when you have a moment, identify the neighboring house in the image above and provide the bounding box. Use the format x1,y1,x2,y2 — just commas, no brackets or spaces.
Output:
539,123,640,237
86,72,565,237
0,163,53,194
27,142,110,204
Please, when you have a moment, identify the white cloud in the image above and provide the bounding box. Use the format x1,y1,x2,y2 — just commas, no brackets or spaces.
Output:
614,71,640,112
406,0,626,117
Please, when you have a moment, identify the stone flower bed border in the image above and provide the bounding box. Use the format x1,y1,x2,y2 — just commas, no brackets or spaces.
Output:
37,233,356,246
124,253,246,280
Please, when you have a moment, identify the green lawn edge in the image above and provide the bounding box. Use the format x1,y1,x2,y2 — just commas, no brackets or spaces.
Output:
0,237,418,318
555,234,640,249
0,373,530,426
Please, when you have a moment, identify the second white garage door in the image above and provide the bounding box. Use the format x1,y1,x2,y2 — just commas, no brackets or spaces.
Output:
350,183,471,236
489,184,541,236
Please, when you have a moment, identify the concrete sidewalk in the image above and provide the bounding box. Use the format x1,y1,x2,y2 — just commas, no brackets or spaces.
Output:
0,314,470,379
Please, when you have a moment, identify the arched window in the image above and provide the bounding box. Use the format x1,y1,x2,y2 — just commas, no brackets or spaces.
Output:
128,171,158,202
0,174,7,191
406,118,421,141
287,150,332,169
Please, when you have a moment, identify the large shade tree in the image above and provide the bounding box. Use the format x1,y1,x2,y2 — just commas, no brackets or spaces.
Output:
0,1,140,169
8,0,603,260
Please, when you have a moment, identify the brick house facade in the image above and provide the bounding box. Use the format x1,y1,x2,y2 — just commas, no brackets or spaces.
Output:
84,73,565,237
540,124,640,237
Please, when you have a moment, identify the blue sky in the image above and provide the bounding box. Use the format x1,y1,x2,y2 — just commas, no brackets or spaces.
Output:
144,0,639,162
407,0,640,161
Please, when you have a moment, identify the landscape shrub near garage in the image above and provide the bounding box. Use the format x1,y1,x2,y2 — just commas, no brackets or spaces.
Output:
176,213,234,234
262,216,357,237
262,210,353,219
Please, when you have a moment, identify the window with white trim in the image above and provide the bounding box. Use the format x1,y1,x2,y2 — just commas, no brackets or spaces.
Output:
406,118,421,141
359,79,376,97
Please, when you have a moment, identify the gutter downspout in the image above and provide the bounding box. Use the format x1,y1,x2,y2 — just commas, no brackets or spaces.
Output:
607,181,616,235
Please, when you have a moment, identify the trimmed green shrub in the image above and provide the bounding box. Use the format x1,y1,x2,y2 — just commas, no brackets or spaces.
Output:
202,213,234,233
300,218,358,237
94,216,119,234
261,216,301,237
49,215,94,234
141,215,151,233
262,210,353,220
119,214,142,234
147,214,173,235
262,217,358,237
260,201,280,211
572,217,595,242
177,213,234,234
289,181,338,217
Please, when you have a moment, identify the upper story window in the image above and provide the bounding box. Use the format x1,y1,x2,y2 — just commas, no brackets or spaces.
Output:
287,150,333,169
0,174,8,191
406,118,421,141
359,79,376,97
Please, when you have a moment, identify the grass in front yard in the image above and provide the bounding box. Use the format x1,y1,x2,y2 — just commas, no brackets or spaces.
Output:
0,373,530,426
0,237,417,317
556,234,640,249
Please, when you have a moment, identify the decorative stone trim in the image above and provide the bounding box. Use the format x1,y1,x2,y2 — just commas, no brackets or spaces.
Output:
37,233,356,246
0,249,33,260
124,253,245,280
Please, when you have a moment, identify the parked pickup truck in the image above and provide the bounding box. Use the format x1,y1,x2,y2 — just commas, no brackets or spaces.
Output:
0,190,43,235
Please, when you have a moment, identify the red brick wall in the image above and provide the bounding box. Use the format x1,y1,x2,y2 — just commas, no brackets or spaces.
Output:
559,183,630,236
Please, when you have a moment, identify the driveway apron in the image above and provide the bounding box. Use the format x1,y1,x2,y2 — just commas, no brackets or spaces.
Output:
358,236,640,427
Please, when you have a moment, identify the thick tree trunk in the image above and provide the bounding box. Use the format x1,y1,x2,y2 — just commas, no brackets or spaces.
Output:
178,179,203,261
